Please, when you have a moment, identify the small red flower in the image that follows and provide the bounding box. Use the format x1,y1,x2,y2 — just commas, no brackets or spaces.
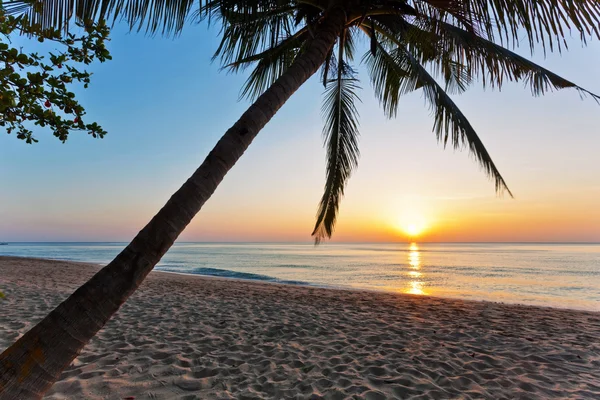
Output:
44,100,51,108
73,117,79,123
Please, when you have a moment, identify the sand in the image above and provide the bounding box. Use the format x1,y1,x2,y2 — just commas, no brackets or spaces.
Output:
1,256,599,399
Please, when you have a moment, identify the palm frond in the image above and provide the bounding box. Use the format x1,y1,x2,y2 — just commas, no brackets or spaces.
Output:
313,33,361,244
417,0,600,52
397,44,512,195
211,2,297,68
440,59,473,94
321,48,334,87
373,15,599,102
410,18,600,100
230,29,309,100
342,26,356,61
211,3,296,26
362,28,411,118
361,21,511,195
3,0,199,35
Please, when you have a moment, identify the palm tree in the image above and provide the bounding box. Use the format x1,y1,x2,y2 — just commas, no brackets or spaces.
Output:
1,0,599,397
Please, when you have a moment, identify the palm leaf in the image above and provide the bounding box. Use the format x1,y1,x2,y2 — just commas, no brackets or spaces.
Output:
313,32,361,243
212,3,296,26
230,29,309,100
440,59,473,94
321,48,334,87
397,44,512,195
211,2,297,68
372,15,599,102
419,0,600,52
3,0,199,35
362,31,411,118
361,21,510,195
408,18,600,100
342,26,357,61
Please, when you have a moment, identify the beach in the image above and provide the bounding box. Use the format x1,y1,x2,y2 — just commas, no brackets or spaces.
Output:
1,257,599,399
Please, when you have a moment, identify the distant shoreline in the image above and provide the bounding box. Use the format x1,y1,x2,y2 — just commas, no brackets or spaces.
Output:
2,241,600,244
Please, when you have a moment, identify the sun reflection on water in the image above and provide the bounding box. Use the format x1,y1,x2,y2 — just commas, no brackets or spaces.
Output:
405,242,427,295
407,280,426,295
409,252,420,269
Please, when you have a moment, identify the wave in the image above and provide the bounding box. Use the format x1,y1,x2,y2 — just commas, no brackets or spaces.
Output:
156,266,311,287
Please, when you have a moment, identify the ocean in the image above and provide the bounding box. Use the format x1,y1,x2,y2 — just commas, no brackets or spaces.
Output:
1,242,598,311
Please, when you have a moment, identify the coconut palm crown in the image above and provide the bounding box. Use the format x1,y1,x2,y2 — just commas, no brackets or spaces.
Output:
7,0,600,243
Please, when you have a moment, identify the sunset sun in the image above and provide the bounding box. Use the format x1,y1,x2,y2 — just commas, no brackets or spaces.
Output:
404,223,424,238
397,212,428,239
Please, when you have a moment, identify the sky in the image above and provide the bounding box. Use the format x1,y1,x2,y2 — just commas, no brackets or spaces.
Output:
1,18,599,243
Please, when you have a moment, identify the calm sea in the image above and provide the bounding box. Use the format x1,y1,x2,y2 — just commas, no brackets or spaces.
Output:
1,242,599,311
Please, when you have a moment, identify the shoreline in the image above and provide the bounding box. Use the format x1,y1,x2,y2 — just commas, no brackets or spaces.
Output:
153,269,592,314
2,254,597,313
2,256,600,399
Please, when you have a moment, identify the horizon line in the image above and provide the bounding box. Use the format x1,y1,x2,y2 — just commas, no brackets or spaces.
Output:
2,241,599,245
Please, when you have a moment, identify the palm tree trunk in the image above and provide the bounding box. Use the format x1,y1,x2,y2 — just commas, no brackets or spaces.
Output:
0,9,347,399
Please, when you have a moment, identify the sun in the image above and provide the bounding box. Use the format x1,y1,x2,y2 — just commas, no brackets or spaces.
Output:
404,223,424,237
397,213,428,239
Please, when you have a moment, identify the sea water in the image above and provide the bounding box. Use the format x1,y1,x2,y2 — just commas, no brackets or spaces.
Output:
1,242,598,311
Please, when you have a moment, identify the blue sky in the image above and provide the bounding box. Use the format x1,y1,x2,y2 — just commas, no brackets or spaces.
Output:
1,20,599,242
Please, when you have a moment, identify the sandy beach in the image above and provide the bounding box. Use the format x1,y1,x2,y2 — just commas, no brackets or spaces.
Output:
1,256,599,399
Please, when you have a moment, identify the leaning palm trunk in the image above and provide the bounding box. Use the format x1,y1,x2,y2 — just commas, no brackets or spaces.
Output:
0,8,346,399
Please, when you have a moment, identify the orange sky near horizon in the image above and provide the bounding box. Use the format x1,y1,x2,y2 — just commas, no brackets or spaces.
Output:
2,186,598,242
176,188,600,243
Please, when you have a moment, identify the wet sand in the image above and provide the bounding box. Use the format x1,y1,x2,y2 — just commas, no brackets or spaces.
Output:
1,256,599,399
